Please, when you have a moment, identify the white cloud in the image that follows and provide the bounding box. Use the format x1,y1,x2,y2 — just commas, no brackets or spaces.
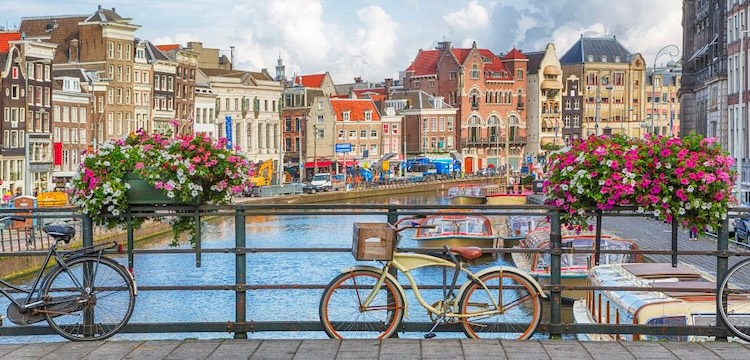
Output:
443,0,490,31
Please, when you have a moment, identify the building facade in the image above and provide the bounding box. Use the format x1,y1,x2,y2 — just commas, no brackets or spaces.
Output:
646,67,683,136
329,98,381,168
51,69,92,173
525,43,565,159
561,75,584,144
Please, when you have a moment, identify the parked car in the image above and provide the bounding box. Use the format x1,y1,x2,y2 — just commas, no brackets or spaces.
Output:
735,218,750,243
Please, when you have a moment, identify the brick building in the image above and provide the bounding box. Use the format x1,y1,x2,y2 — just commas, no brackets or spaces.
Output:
51,69,92,173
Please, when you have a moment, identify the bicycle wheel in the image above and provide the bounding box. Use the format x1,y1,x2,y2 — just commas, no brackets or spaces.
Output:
718,259,750,342
319,269,404,339
459,270,542,340
42,256,136,341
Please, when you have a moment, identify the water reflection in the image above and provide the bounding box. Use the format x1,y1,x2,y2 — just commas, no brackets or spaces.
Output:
0,190,567,343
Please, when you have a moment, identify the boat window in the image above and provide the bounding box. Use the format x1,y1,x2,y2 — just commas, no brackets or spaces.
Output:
645,316,687,341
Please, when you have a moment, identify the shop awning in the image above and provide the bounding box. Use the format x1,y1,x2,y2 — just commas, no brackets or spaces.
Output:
337,160,358,167
304,161,332,168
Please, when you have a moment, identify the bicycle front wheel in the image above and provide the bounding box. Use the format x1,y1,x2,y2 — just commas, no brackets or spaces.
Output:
319,269,404,339
42,256,136,341
718,259,750,342
459,270,542,340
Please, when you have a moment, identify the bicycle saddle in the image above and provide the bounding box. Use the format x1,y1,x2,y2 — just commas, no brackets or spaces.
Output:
43,225,76,243
450,246,483,260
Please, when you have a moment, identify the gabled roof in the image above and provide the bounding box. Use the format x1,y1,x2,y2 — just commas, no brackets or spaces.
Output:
353,88,386,98
155,44,181,52
249,71,273,81
0,32,22,53
502,48,527,60
84,6,128,23
330,98,381,121
144,40,170,62
293,73,326,88
405,46,513,80
19,15,87,63
389,89,455,111
560,36,632,65
525,51,545,75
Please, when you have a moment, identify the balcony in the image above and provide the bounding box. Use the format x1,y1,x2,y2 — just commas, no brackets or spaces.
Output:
462,136,527,147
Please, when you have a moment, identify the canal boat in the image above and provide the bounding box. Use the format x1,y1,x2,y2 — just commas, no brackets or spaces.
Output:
499,215,549,248
446,184,487,205
484,188,531,205
511,228,641,302
413,214,498,249
573,262,750,341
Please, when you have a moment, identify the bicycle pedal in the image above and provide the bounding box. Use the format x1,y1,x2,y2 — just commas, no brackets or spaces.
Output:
424,332,436,339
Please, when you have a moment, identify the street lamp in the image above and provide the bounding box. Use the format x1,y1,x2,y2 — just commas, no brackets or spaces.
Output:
650,44,680,135
312,124,322,176
593,75,613,136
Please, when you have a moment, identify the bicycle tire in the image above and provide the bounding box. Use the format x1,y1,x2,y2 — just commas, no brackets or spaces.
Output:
718,258,750,342
319,269,404,339
458,270,542,340
42,256,136,341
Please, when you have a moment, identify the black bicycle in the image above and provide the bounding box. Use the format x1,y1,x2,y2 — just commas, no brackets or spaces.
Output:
0,216,136,341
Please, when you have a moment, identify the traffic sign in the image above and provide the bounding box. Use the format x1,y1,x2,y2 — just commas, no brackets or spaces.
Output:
225,115,233,149
335,143,352,153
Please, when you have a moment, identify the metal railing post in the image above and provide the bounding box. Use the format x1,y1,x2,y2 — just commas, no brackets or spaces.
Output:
126,209,134,270
594,209,603,265
387,205,399,338
194,206,202,268
82,213,93,247
81,213,94,337
716,216,730,341
671,219,678,267
234,206,247,339
549,209,562,339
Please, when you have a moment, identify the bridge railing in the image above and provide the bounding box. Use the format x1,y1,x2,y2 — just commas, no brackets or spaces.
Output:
0,203,748,340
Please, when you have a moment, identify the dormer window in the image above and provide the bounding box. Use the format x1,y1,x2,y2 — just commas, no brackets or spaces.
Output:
602,56,607,62
587,55,594,62
343,111,350,121
365,110,372,121
614,56,621,63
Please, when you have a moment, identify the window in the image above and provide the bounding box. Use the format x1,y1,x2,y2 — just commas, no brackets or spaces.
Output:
27,63,34,80
349,129,357,139
62,107,69,122
28,86,34,105
117,43,122,59
108,42,114,58
71,107,78,123
11,85,19,99
370,130,377,138
126,44,131,60
365,111,371,121
470,64,480,79
80,108,86,123
45,65,50,81
53,106,60,122
447,117,454,131
338,130,345,139
383,124,389,134
343,112,350,121
517,69,524,80
44,88,50,106
360,129,367,138
126,66,131,82
392,124,398,134
449,71,457,80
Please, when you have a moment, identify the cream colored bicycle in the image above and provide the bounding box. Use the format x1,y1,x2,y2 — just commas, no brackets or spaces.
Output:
319,216,546,339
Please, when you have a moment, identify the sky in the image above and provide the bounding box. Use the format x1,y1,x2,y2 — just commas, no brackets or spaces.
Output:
2,0,683,84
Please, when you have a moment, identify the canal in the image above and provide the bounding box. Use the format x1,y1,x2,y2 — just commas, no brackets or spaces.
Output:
0,189,568,343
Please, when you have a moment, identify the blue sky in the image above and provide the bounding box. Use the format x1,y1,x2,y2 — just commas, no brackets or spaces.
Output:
3,0,682,84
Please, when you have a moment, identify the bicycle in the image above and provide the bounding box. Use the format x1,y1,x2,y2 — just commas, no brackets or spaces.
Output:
319,216,546,339
717,256,750,342
0,216,137,341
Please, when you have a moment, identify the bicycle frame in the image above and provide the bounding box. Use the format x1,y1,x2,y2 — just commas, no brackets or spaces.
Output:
0,239,107,313
361,251,500,320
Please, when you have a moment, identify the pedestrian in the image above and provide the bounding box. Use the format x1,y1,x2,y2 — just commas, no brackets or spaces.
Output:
507,174,515,194
689,228,698,241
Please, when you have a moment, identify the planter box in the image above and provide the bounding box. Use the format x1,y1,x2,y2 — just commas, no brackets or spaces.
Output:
124,172,184,205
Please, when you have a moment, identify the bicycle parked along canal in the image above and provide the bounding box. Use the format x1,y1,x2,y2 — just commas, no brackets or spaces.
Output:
717,253,750,342
0,216,136,341
319,215,546,339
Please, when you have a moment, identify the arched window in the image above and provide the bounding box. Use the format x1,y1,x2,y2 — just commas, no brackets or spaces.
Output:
469,115,481,143
508,114,519,140
488,115,501,143
470,89,481,109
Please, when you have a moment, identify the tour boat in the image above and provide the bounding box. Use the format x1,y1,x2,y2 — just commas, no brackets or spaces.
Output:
446,184,486,205
511,228,641,302
573,262,749,341
413,214,498,249
484,188,531,205
499,215,549,248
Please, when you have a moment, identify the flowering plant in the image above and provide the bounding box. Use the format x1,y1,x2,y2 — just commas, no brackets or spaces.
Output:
70,130,254,245
544,133,736,235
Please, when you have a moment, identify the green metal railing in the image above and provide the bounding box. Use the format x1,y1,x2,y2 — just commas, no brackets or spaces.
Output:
0,203,748,339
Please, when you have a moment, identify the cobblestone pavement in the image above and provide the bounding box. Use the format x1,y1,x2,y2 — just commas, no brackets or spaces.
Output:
0,339,748,360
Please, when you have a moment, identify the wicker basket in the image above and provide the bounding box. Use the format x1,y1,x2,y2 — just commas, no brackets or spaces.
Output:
352,223,396,261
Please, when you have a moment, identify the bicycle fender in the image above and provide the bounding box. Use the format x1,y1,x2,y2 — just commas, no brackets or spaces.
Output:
457,266,547,299
342,265,410,318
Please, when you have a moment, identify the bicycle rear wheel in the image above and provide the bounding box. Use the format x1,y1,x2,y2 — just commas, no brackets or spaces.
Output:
718,259,750,342
319,269,404,339
42,256,136,341
459,270,542,339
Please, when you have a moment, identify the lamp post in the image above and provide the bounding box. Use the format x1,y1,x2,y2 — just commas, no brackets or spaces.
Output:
594,75,613,136
650,44,680,135
312,124,321,176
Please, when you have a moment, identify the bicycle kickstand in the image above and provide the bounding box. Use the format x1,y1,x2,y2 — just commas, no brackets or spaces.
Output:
424,315,444,339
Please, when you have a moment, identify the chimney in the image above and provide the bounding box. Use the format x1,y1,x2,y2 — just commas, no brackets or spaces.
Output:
384,78,393,100
436,41,451,50
69,38,79,62
354,76,363,83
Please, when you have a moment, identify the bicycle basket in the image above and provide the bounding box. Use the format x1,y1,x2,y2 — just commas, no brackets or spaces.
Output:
352,223,396,261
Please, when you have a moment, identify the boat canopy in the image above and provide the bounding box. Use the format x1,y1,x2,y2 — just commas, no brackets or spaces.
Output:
447,185,486,198
417,215,492,237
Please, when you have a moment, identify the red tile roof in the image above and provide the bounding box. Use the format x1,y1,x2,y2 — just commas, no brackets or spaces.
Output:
294,73,326,88
0,32,21,53
405,46,514,80
503,48,527,60
330,99,381,121
155,44,181,52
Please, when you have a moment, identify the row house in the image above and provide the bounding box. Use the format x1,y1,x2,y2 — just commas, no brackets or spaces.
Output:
387,89,457,160
560,36,647,139
403,41,527,174
282,72,336,180
203,68,283,165
561,75,583,144
51,69,91,173
0,32,56,196
525,43,565,161
329,98,381,169
144,41,176,133
725,0,745,200
20,6,141,145
156,44,198,135
132,40,152,132
193,82,217,138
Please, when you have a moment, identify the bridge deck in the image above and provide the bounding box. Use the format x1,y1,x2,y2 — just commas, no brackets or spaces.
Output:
0,339,748,360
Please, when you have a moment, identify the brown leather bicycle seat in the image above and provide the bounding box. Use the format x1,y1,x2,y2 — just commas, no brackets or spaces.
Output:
450,246,483,260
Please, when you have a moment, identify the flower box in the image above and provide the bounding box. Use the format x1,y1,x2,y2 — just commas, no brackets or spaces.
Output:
124,172,184,205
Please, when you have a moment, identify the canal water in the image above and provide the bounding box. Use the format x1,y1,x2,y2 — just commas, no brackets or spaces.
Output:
0,189,567,343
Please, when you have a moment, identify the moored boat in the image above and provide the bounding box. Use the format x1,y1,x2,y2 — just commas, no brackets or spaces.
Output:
413,214,498,250
446,184,487,205
511,228,641,302
573,262,749,341
500,215,549,248
484,188,531,205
